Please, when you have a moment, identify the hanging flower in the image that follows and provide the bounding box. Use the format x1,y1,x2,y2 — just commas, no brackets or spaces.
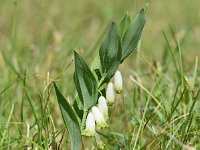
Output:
92,106,108,128
114,70,123,94
82,112,95,136
97,96,108,120
106,82,115,105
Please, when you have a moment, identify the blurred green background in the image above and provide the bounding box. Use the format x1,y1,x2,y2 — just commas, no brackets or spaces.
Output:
1,0,200,73
1,0,200,104
1,0,200,126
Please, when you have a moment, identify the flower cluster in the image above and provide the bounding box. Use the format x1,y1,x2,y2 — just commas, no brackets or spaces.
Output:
83,70,123,136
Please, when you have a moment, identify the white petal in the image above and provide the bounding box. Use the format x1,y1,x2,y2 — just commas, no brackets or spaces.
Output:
83,112,95,136
92,106,107,128
106,82,115,105
114,70,122,94
98,96,108,120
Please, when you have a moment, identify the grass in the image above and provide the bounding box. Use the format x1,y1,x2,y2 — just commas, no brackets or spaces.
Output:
0,0,200,149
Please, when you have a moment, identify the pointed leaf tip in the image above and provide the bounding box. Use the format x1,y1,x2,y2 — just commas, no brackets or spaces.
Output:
144,3,149,12
120,8,146,62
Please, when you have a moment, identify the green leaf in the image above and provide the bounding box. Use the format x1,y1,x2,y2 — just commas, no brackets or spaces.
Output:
91,54,102,81
73,72,83,105
74,51,98,110
121,8,146,62
99,22,122,79
54,83,82,150
91,54,102,73
118,12,131,39
73,97,84,120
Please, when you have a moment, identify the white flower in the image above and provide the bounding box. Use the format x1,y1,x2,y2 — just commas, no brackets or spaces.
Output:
114,70,122,94
92,106,107,128
82,112,95,136
97,96,108,120
106,82,115,105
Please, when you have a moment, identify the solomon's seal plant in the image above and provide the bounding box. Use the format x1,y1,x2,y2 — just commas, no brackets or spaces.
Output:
54,6,146,150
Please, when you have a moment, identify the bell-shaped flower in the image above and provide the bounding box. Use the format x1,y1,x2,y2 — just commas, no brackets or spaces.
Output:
97,96,108,120
114,70,123,94
106,82,115,105
92,106,108,128
82,112,95,136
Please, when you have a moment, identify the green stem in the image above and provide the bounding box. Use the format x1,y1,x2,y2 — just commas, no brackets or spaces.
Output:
98,76,105,88
81,110,88,132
